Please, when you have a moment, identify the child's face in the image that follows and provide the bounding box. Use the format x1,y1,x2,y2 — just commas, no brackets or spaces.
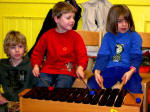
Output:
8,43,25,61
54,12,75,32
117,15,129,33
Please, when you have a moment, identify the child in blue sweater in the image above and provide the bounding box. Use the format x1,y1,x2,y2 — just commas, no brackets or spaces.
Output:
88,4,143,93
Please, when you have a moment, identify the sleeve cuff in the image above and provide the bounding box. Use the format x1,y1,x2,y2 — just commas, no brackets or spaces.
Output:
130,66,136,73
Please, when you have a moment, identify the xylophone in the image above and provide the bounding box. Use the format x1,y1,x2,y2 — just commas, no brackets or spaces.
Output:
19,87,143,112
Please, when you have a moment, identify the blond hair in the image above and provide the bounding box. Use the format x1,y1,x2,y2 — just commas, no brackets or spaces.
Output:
4,30,27,57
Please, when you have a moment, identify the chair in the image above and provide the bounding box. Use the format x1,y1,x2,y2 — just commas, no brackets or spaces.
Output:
139,32,150,112
72,30,103,88
76,30,103,47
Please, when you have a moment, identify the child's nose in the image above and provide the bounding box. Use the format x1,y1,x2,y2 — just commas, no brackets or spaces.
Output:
15,47,19,52
122,20,127,25
71,18,75,23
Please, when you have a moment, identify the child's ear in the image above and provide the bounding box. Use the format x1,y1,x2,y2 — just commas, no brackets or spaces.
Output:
54,16,58,23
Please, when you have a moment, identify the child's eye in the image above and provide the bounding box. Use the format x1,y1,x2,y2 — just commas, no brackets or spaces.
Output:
117,19,128,23
10,46,16,49
66,16,71,19
117,20,122,23
117,19,124,23
65,15,74,20
18,45,23,48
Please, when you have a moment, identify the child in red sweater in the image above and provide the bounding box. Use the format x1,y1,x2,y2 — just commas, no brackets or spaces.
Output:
31,2,88,88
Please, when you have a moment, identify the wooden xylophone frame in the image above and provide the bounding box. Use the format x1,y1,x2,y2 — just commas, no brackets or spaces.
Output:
19,88,143,112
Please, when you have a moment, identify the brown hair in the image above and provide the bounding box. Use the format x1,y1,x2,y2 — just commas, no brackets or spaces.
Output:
4,30,27,57
106,4,135,34
52,1,75,18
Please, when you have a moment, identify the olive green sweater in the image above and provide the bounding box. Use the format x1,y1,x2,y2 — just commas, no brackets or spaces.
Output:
0,56,37,101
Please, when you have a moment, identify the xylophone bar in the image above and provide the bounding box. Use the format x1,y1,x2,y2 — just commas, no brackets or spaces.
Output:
19,87,143,112
23,87,127,107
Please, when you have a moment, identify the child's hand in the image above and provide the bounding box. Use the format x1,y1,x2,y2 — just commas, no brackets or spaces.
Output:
32,64,40,77
122,67,136,84
0,94,8,105
76,66,84,79
122,70,134,84
94,69,103,88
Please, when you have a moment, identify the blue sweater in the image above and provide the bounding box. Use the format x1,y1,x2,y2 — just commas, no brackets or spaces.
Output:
93,31,142,71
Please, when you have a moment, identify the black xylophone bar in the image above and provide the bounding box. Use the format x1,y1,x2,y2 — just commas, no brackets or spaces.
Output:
23,87,128,107
98,78,126,106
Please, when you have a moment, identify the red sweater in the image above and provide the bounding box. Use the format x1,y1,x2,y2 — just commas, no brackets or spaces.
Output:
31,28,88,77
